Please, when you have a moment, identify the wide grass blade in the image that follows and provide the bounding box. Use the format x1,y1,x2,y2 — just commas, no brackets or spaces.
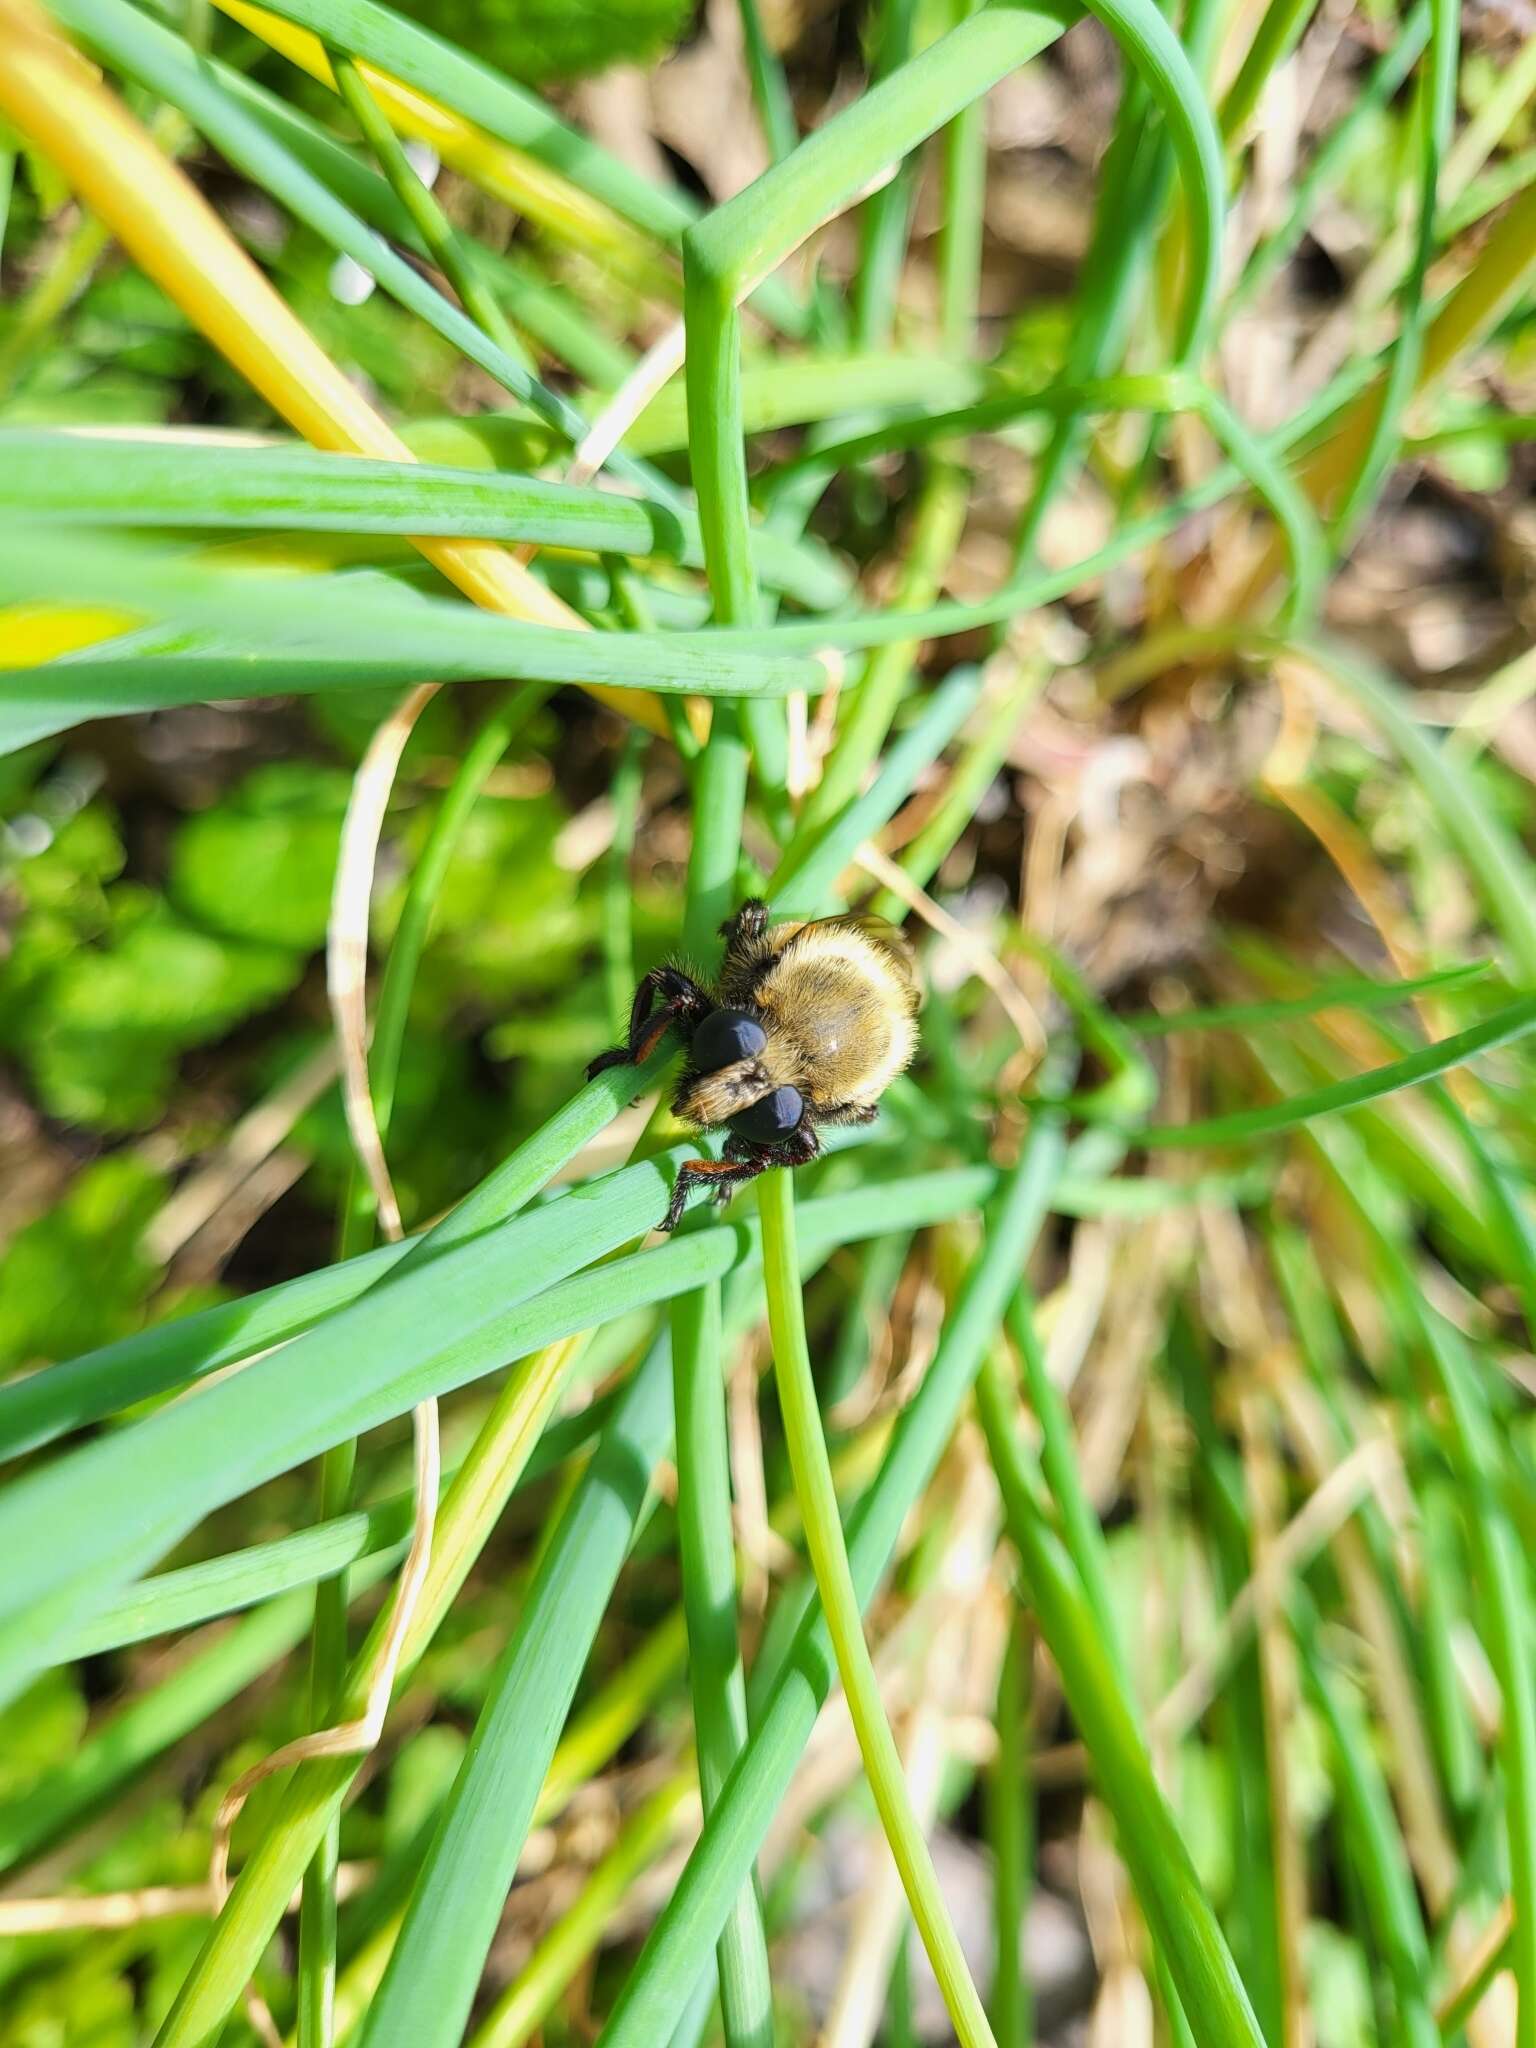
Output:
0,1158,998,1705
352,1333,676,2048
671,1279,775,2048
0,432,848,607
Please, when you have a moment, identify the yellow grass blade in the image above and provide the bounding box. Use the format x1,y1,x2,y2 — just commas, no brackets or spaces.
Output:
1234,183,1536,606
0,604,142,665
215,0,675,298
0,0,668,736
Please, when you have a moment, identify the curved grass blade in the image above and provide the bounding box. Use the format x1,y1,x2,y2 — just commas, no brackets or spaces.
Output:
1132,993,1536,1149
1126,958,1496,1036
757,1165,997,2047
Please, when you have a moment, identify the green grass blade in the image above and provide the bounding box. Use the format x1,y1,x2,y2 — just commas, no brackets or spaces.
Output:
1133,993,1536,1149
757,1164,997,2048
671,1280,775,2048
0,1081,683,1689
1127,958,1496,1035
988,1614,1031,2045
0,1235,404,1459
45,0,630,465
352,1331,675,2048
1296,636,1536,983
53,1511,410,1659
0,433,847,607
1218,0,1321,145
686,360,1385,655
0,541,830,754
218,0,696,241
1296,1114,1536,2047
0,1148,985,1470
976,1349,1266,2048
1291,1593,1439,2048
0,1051,666,1458
1,1160,995,1703
1328,0,1459,545
327,38,522,363
595,1127,1066,2045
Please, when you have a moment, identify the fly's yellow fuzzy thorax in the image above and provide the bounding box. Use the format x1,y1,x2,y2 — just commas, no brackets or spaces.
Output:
754,921,917,1110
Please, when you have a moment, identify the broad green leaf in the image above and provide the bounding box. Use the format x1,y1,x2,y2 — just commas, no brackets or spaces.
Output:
0,1155,165,1370
391,0,694,85
169,761,350,952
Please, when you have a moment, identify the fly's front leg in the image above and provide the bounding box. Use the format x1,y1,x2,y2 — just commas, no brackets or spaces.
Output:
771,1124,822,1167
720,899,769,947
717,898,780,1007
587,965,712,1077
725,1126,820,1171
661,1153,763,1231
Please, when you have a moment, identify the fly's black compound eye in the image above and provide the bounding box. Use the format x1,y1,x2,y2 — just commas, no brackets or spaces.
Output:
732,1085,804,1143
692,1007,768,1073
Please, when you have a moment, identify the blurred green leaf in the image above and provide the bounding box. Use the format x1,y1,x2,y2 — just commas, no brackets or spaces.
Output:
169,760,350,951
1305,1921,1378,2048
5,896,299,1127
0,1155,165,1370
391,0,695,85
388,788,585,1003
0,1947,138,2047
0,1670,87,1801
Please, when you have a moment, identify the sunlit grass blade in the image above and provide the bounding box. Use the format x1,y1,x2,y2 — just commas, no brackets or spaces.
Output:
1126,958,1496,1035
0,1157,995,1708
351,1333,676,2048
595,1127,1066,2045
757,1164,997,2048
0,430,847,606
220,0,693,235
0,529,831,753
216,0,677,297
1130,992,1536,1149
55,1503,414,1659
671,1280,775,2048
0,1152,990,1466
